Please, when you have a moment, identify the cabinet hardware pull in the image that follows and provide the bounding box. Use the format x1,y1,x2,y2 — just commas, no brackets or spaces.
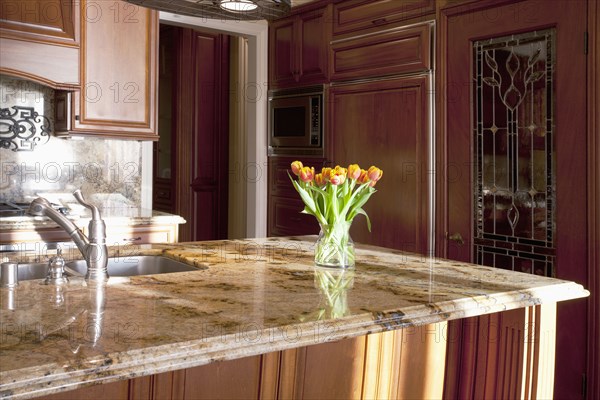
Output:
446,232,464,246
123,237,142,242
372,18,387,25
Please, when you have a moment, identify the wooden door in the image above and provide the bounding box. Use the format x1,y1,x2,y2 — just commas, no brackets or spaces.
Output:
172,28,230,242
439,1,588,398
329,76,431,254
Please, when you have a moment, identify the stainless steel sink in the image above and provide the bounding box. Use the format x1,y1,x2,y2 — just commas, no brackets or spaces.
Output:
14,262,49,281
66,256,196,277
6,256,196,281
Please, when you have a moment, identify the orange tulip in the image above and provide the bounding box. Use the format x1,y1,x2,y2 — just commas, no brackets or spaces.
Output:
321,167,332,181
329,166,347,186
357,169,370,184
299,166,315,183
291,161,303,176
314,173,326,186
367,166,383,182
348,164,361,180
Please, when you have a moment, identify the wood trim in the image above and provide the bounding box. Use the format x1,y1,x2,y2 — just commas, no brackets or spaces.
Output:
0,67,79,90
588,0,600,397
174,27,194,242
278,347,307,398
258,352,281,399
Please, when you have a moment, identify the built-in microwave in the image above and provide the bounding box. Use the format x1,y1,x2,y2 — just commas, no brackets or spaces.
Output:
268,86,323,156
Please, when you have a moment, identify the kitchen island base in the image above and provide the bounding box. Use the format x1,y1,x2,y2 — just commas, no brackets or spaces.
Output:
41,305,555,400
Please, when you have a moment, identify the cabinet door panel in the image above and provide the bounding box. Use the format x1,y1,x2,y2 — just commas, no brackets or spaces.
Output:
298,9,329,83
0,0,78,45
331,23,431,81
330,77,430,254
269,18,296,86
333,0,434,37
73,0,158,138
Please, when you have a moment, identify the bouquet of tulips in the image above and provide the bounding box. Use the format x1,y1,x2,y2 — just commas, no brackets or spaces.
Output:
289,161,383,268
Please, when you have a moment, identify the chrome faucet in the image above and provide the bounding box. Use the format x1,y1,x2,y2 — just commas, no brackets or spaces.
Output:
28,190,109,284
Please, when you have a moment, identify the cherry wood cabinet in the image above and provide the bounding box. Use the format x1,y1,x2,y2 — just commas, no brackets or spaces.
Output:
330,22,432,82
332,0,435,38
69,0,158,139
328,76,431,255
269,5,331,89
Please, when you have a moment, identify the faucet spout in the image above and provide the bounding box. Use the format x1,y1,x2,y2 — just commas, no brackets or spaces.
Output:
28,192,109,284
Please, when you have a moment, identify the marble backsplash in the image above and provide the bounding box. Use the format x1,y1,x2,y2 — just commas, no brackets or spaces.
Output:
0,75,143,207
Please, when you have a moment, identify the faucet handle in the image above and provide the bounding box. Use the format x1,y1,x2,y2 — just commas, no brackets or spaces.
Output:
73,190,101,220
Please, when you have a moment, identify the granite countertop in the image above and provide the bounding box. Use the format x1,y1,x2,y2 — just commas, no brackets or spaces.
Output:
0,208,186,230
0,237,589,399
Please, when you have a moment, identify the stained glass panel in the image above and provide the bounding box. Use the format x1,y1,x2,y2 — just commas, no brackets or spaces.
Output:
473,29,555,277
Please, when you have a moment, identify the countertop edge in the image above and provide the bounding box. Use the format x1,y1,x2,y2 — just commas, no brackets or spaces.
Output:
0,281,588,400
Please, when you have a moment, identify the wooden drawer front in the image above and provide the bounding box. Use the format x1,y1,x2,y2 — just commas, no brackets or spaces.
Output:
268,196,319,237
331,23,431,81
105,225,175,245
333,0,434,37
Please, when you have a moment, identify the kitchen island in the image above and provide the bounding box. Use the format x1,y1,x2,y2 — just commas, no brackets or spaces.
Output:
0,238,589,399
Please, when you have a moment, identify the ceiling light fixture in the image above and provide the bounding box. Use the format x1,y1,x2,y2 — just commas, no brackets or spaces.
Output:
219,0,258,12
125,0,292,21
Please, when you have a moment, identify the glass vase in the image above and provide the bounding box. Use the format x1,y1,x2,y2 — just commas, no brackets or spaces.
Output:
314,221,355,268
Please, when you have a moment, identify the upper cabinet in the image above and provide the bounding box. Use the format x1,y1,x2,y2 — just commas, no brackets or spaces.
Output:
69,0,158,139
269,5,331,89
0,0,159,140
0,0,80,88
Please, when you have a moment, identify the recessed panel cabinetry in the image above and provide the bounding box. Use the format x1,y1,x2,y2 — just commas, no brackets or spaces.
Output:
0,0,80,88
330,22,432,81
70,0,158,139
332,0,434,37
269,5,331,88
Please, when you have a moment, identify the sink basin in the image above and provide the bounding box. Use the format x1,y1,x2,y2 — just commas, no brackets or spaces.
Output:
13,262,49,281
5,256,196,282
66,256,196,277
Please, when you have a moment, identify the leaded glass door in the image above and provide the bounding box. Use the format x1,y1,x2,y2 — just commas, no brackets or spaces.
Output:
442,1,588,398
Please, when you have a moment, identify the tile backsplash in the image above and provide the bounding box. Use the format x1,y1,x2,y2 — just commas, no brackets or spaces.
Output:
0,75,144,207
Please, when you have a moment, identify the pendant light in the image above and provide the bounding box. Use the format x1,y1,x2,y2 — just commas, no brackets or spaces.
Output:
126,0,292,21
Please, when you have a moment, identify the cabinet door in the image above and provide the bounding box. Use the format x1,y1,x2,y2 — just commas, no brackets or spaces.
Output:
72,0,158,139
329,76,431,254
0,0,79,88
297,8,329,85
269,17,297,87
0,0,78,45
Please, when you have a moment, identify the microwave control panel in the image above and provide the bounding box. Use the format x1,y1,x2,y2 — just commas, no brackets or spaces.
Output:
310,96,321,146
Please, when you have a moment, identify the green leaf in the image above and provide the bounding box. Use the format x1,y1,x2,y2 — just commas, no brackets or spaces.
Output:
354,208,372,232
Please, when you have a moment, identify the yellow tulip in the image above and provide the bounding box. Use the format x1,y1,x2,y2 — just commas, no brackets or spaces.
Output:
329,166,347,185
357,169,370,184
321,167,332,181
299,166,315,183
291,161,303,176
367,166,383,182
348,164,361,180
314,173,326,186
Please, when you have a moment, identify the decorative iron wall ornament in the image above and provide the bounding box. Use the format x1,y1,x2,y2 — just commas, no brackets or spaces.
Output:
0,106,52,151
473,29,556,277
